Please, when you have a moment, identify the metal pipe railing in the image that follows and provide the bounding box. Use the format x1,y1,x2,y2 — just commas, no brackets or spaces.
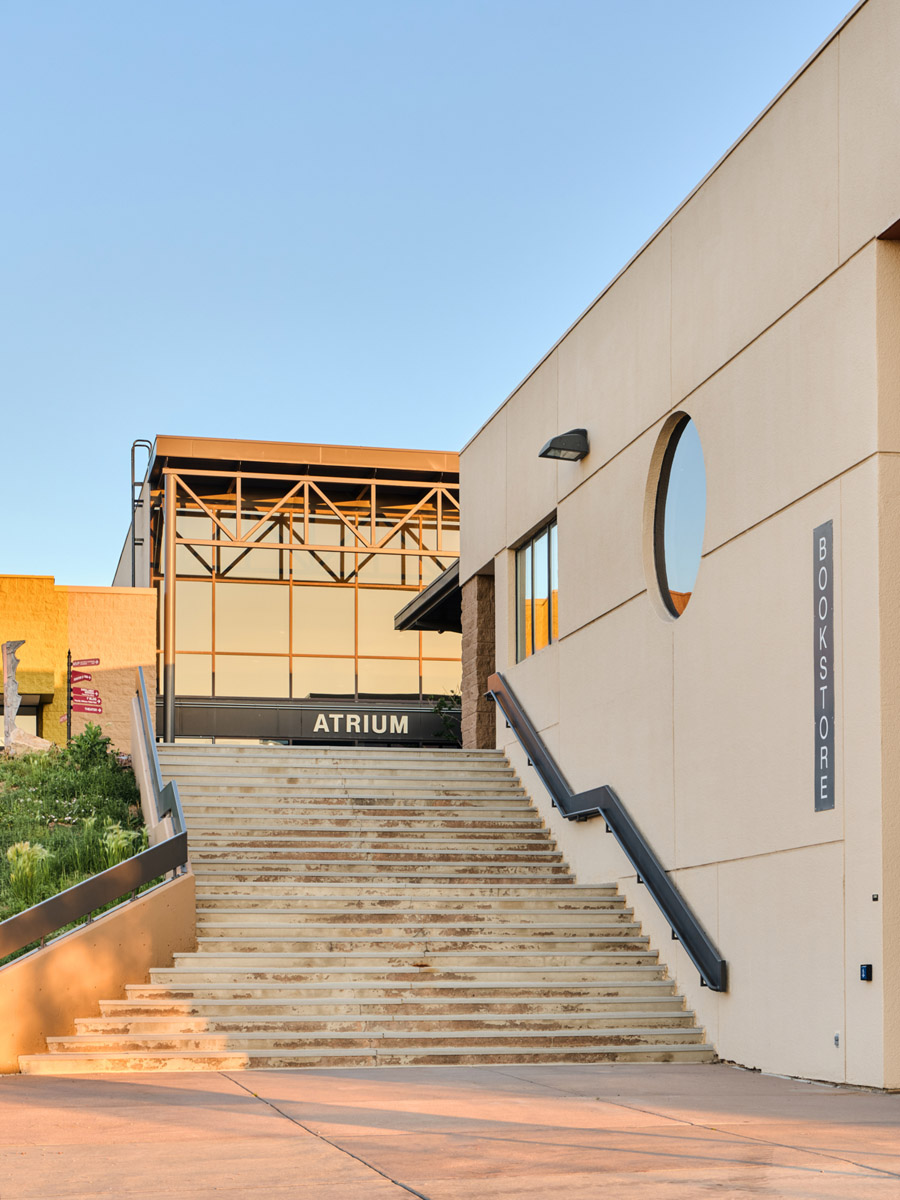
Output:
0,669,189,965
487,671,727,993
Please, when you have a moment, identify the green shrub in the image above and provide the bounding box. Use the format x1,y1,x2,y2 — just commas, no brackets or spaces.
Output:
0,723,147,927
6,841,53,907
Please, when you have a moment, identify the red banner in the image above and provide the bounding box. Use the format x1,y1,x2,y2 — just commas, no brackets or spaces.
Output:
72,658,100,668
72,688,100,699
73,704,103,715
72,672,92,684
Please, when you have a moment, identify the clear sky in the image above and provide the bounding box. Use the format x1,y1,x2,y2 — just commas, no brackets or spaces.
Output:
1,0,853,586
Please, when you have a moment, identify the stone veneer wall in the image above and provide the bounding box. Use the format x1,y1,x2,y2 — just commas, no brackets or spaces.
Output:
461,574,495,749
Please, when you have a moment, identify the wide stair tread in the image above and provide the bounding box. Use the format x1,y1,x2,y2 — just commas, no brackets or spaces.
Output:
20,746,714,1073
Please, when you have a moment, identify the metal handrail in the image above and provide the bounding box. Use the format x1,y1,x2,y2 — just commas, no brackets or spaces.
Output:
0,833,189,961
136,666,185,834
487,671,727,992
0,670,190,965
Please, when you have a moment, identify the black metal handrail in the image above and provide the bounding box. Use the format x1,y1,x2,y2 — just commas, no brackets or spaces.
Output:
0,833,189,960
0,670,190,965
487,671,727,992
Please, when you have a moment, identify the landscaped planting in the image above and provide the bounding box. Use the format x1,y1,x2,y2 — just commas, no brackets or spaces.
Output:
0,725,147,947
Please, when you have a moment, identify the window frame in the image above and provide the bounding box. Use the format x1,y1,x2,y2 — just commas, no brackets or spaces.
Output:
515,518,558,662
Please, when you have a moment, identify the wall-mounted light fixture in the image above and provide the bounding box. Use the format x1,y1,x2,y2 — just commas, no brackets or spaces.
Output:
538,428,589,461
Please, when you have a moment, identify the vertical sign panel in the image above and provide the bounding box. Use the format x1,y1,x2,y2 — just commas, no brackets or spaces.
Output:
814,521,835,812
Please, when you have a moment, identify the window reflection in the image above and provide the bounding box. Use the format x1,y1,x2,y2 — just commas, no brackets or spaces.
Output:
176,653,212,695
161,476,462,705
215,655,290,697
358,658,419,696
421,629,461,658
358,589,419,656
656,418,706,618
175,581,212,652
216,582,289,653
293,586,354,655
515,520,557,662
422,659,462,695
176,514,214,575
293,657,355,698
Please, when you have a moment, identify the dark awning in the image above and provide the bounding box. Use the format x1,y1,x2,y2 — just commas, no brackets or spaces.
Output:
394,561,461,633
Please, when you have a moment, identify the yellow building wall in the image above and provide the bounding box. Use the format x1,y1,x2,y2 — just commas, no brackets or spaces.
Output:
0,576,68,742
0,576,156,753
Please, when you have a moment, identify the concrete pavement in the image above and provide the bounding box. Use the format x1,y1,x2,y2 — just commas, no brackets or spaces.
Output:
1,1062,899,1198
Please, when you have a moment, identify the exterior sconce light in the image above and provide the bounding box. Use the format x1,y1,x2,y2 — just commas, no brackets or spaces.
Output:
538,428,589,461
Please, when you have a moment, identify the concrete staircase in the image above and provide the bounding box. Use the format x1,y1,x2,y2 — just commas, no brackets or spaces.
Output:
19,745,715,1073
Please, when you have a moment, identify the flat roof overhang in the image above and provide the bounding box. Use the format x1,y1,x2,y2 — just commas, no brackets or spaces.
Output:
147,435,459,484
394,561,461,634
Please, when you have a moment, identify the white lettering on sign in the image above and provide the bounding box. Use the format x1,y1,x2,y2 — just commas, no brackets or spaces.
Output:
390,715,408,734
814,522,835,812
313,714,329,733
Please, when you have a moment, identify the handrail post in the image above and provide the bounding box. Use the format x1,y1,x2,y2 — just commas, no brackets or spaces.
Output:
486,670,727,993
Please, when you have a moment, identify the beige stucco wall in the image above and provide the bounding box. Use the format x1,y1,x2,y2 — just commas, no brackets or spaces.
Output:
0,873,196,1073
460,0,900,1087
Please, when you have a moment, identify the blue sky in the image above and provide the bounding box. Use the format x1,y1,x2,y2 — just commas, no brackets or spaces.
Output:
1,0,853,585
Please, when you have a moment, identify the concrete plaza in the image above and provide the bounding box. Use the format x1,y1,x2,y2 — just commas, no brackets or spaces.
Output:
1,1063,899,1198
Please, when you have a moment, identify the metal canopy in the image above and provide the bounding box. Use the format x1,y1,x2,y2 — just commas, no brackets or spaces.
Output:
394,561,461,633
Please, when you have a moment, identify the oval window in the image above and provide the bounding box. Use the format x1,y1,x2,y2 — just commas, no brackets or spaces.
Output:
654,417,706,617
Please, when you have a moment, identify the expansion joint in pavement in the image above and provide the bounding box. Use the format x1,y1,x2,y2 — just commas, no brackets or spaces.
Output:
221,1072,433,1200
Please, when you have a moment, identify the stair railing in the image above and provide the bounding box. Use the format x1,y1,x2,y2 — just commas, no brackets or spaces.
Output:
487,671,727,993
0,668,188,963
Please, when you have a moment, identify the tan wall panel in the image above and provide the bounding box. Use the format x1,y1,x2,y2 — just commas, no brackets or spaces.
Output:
460,410,507,583
505,354,559,547
0,874,196,1074
559,599,675,863
876,240,900,452
671,42,839,402
674,485,843,867
501,642,559,738
839,459,886,1087
839,0,900,259
717,843,845,1082
695,245,877,554
878,454,900,1088
556,435,651,636
556,226,672,495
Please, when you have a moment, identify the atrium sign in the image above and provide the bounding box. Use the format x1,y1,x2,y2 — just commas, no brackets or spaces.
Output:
814,521,835,812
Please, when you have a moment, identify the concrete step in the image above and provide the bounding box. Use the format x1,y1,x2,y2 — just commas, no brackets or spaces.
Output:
76,1011,697,1035
18,745,713,1075
193,884,610,899
48,1026,708,1054
149,967,667,986
125,979,680,1000
195,919,641,937
20,1043,717,1074
191,936,649,954
99,994,687,1018
190,847,565,862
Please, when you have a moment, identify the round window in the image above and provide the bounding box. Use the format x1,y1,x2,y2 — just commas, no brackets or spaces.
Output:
654,416,706,618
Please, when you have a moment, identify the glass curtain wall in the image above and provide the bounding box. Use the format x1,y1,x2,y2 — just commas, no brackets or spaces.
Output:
155,473,461,700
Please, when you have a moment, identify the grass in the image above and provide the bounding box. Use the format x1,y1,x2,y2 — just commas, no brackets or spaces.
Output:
0,724,152,963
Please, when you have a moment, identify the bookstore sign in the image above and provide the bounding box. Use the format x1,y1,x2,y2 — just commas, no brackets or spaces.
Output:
814,521,835,812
